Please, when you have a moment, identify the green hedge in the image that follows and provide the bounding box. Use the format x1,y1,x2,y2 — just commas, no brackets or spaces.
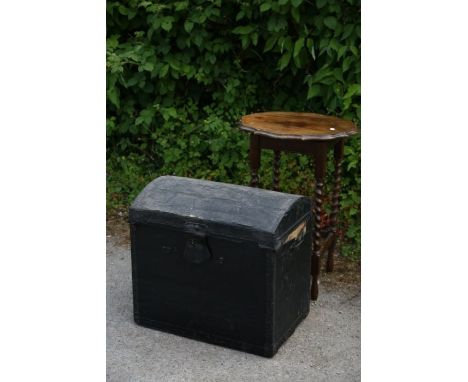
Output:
106,0,360,258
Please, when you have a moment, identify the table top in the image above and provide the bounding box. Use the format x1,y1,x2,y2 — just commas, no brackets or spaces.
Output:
239,112,358,140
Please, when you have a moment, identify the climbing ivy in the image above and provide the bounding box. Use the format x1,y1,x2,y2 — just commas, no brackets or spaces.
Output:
107,0,361,259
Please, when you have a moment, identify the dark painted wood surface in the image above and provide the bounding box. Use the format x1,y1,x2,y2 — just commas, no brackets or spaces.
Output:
129,176,313,357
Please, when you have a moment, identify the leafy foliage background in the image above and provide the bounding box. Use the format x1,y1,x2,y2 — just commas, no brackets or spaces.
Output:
107,0,361,258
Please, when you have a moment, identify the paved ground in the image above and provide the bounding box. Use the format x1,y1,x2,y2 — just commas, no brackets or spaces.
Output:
107,236,360,382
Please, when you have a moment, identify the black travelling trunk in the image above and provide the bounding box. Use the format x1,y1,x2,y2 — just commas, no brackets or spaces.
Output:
129,176,312,357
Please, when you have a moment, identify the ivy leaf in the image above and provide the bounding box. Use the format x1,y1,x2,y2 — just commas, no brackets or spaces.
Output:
168,58,181,71
264,35,277,52
267,15,287,32
344,84,360,98
342,24,354,40
135,108,155,126
118,5,128,15
251,32,259,46
107,88,120,108
284,36,293,52
343,84,360,109
329,38,340,53
162,107,178,120
291,0,303,7
278,51,291,71
260,3,271,12
293,37,304,58
333,68,344,82
138,1,152,8
307,84,321,99
184,20,194,33
232,25,255,35
192,33,203,47
207,53,216,64
316,0,327,9
293,52,302,68
159,64,169,78
342,56,353,72
313,66,332,83
126,76,139,87
141,62,154,71
346,225,358,238
291,7,300,23
174,1,189,11
311,43,316,60
337,45,347,60
241,35,250,49
161,17,174,32
324,16,337,30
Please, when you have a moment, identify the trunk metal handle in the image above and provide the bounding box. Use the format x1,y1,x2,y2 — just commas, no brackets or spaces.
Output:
183,226,212,264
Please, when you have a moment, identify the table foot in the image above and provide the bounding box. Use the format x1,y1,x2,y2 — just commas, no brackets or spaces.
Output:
311,278,319,301
326,251,335,273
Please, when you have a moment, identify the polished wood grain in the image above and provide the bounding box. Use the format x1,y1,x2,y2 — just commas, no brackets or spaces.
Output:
240,112,357,140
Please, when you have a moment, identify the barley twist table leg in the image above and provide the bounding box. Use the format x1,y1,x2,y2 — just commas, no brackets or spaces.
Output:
273,150,281,191
249,134,261,187
311,143,328,301
311,179,324,300
326,140,345,272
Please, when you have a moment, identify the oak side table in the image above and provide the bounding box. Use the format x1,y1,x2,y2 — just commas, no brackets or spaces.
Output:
239,112,358,300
